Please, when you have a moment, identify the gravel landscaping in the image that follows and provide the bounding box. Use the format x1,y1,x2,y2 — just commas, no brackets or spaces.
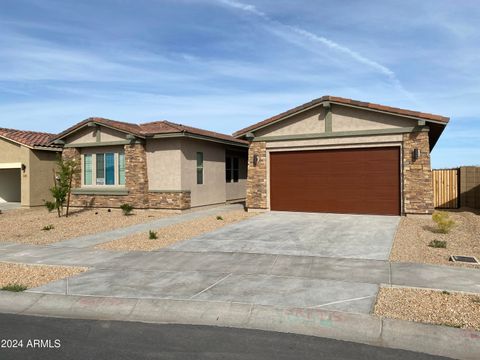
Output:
0,207,172,245
0,262,88,289
374,286,480,331
390,209,480,268
96,210,256,251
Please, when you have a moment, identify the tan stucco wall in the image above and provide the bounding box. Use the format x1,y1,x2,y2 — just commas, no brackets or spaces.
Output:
254,107,326,137
146,138,182,191
0,137,59,206
66,125,126,144
332,105,417,131
27,150,58,206
180,138,227,207
226,150,247,201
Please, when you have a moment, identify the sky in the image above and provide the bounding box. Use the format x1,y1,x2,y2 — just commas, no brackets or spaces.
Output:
0,0,479,168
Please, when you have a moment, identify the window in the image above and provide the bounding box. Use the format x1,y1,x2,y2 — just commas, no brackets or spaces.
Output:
118,153,125,185
226,156,232,182
196,152,204,185
84,154,92,185
82,152,125,186
226,156,239,183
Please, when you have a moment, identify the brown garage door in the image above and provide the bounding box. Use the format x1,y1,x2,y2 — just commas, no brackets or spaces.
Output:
270,147,400,215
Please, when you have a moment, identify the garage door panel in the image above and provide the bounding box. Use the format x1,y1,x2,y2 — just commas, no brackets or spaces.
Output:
269,147,400,215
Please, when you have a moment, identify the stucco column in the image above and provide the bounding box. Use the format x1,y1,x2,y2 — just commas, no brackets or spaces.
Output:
403,131,434,214
246,141,267,209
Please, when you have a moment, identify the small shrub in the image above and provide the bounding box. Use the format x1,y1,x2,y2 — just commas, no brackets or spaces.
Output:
471,297,480,304
1,284,27,292
441,290,451,295
0,210,3,215
120,204,134,216
432,211,455,234
443,322,462,328
44,201,56,213
428,239,447,248
216,215,224,221
42,224,55,231
149,230,158,240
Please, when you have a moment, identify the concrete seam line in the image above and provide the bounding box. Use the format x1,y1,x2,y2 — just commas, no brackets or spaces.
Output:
189,273,233,299
308,295,376,309
268,255,279,274
19,293,46,314
388,262,392,287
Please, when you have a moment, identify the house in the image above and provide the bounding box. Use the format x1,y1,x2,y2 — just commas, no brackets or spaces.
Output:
0,128,61,207
233,96,449,216
51,118,248,210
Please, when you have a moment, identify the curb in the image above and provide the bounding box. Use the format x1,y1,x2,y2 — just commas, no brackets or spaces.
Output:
0,292,479,359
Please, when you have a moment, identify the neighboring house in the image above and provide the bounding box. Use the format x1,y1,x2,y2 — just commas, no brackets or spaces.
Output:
0,128,61,207
51,118,248,210
234,96,449,216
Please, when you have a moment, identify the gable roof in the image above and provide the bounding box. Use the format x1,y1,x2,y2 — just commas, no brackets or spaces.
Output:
53,117,248,146
0,127,60,150
233,95,450,138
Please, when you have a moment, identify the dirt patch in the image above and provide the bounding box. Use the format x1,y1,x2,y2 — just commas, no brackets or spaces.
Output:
390,209,480,268
374,286,480,331
97,210,256,251
0,207,173,245
0,262,88,289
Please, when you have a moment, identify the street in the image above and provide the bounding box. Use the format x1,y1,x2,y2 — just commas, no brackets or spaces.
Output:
0,313,450,360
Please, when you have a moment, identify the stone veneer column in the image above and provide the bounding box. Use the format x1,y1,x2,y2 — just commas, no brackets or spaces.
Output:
246,141,267,209
403,131,434,214
62,147,81,188
125,143,149,208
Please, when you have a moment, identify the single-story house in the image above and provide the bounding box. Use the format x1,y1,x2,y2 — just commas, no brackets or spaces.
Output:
233,96,449,216
50,118,248,210
0,128,61,207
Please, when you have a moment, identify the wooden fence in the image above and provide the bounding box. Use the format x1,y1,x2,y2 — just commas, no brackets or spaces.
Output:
432,167,480,209
432,169,459,209
460,166,480,209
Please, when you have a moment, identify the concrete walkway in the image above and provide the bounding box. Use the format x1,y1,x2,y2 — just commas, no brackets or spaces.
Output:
0,202,21,212
49,203,244,248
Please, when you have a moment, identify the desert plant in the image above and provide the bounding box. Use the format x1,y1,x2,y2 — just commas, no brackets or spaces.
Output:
216,215,224,221
1,284,27,292
48,156,78,217
42,224,55,231
149,230,158,240
432,211,455,234
120,204,134,216
442,290,451,295
428,239,447,248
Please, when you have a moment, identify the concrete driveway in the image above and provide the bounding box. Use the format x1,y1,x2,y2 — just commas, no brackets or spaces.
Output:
0,202,21,211
169,211,400,260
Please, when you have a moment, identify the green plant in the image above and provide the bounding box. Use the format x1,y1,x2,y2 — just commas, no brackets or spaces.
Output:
428,239,447,248
120,204,134,216
442,322,462,328
432,211,455,234
216,215,224,221
149,230,158,240
47,156,78,218
42,224,55,231
1,284,27,292
441,290,451,295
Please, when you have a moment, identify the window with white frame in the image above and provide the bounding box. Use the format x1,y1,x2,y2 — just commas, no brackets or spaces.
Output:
83,152,125,186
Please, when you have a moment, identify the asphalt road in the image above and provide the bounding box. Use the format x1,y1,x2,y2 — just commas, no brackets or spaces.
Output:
0,313,450,360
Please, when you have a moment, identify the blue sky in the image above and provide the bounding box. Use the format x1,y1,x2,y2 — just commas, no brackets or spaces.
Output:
0,0,479,168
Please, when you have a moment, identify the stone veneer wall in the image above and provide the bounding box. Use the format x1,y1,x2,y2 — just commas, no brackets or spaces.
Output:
403,131,434,214
246,141,267,209
63,143,191,210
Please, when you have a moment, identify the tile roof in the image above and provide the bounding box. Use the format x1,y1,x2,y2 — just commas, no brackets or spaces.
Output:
233,95,450,137
54,117,247,146
0,127,59,149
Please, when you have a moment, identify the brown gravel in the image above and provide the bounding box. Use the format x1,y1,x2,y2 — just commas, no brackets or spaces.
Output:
374,286,480,331
0,262,88,289
97,210,256,251
0,207,173,245
390,209,480,268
